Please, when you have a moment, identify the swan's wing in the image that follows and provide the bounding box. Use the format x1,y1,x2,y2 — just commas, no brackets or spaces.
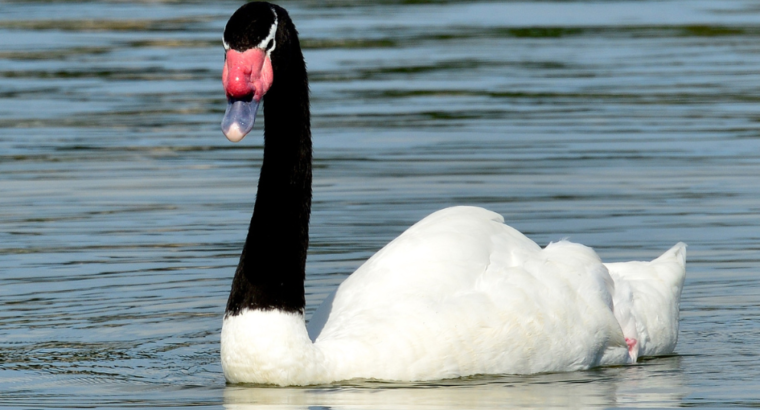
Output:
312,207,541,338
310,207,628,379
605,242,687,358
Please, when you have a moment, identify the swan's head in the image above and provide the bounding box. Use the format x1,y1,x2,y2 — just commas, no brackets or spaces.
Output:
221,3,279,142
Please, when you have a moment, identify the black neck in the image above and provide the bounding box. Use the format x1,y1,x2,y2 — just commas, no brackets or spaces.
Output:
225,11,311,317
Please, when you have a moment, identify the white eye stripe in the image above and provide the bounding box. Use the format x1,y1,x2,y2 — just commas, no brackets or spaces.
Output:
256,7,278,55
223,36,230,51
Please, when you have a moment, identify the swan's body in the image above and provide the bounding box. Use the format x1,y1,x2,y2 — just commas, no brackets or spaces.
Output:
222,206,686,385
217,3,687,386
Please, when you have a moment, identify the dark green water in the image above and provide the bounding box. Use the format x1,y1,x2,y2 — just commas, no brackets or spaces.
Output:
2,0,760,408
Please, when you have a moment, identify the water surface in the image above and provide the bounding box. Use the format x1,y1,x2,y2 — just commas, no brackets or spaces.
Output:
2,0,760,408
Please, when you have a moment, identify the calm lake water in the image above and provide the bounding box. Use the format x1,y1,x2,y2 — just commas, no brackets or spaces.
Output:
2,0,760,408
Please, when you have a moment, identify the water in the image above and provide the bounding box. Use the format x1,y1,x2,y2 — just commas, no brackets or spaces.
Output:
1,0,760,407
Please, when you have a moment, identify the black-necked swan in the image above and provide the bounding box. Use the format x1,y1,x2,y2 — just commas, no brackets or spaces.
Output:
218,2,687,386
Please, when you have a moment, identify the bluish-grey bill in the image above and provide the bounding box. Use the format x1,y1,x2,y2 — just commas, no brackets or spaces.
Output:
222,97,260,142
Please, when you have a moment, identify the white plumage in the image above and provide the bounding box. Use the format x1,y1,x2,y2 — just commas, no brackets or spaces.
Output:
221,206,686,385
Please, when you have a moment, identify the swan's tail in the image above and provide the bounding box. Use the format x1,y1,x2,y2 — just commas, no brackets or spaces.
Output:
605,243,687,361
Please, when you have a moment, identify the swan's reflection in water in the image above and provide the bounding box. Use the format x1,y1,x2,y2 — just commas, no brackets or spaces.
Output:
224,356,686,409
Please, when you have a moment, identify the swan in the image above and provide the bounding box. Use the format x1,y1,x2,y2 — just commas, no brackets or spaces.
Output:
218,2,687,386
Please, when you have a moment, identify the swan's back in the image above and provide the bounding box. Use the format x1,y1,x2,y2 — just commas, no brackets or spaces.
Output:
309,206,669,381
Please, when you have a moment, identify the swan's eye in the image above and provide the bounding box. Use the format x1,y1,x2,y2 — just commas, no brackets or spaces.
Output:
265,39,274,51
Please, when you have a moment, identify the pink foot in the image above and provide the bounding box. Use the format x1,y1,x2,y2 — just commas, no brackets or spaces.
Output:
625,337,637,350
625,337,639,362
